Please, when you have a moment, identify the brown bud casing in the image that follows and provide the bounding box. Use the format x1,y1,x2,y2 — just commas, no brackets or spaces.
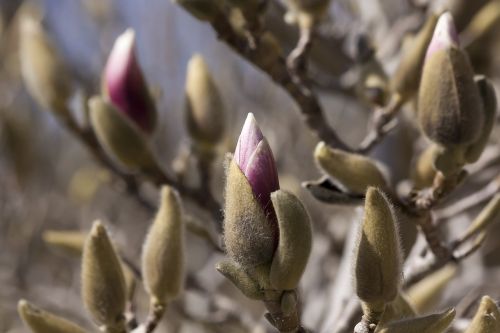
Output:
269,190,312,290
142,186,185,305
464,296,500,333
18,300,87,333
378,292,417,327
314,142,387,194
173,0,222,21
216,259,264,300
81,221,126,331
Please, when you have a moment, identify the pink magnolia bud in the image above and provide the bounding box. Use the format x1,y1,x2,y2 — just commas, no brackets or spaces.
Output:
103,29,156,134
234,113,280,218
425,12,459,59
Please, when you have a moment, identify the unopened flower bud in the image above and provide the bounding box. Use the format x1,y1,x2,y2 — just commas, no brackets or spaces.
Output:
103,29,156,134
81,221,126,332
19,13,72,115
390,13,439,101
173,0,222,21
378,308,455,333
418,12,483,147
185,54,225,148
216,259,264,300
88,96,158,171
18,300,86,333
354,188,401,311
378,292,416,327
224,113,279,268
464,296,500,333
142,186,185,306
269,190,312,290
314,142,387,194
412,144,439,189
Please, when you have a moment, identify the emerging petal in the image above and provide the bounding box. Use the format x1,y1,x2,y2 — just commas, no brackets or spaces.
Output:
234,113,264,171
426,12,459,60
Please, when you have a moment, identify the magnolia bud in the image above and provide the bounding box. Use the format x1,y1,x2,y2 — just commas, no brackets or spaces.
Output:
216,259,264,300
81,221,126,332
354,188,401,311
464,76,498,163
378,292,416,327
88,96,158,171
314,142,387,194
185,54,225,147
406,264,457,314
224,114,279,268
142,186,185,306
464,296,500,333
412,144,439,189
390,13,439,101
19,13,72,115
173,0,222,21
418,12,483,147
103,29,156,134
42,231,86,257
269,190,312,290
18,300,86,333
432,145,466,176
378,308,455,333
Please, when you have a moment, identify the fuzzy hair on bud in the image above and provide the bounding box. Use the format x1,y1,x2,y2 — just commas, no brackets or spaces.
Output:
390,13,439,100
81,221,126,331
19,12,72,115
465,76,498,163
464,296,500,333
418,13,483,147
377,308,455,333
185,54,225,147
354,187,402,308
223,158,278,268
18,300,86,333
173,0,222,21
88,96,158,171
216,259,264,300
142,186,185,305
378,292,417,327
269,190,312,290
314,142,387,194
406,264,457,314
432,145,466,176
42,231,86,257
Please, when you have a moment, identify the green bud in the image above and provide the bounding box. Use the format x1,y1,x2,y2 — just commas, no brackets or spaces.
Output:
390,13,439,101
465,76,498,163
406,264,457,314
19,12,72,115
377,308,455,333
185,54,225,148
88,96,158,171
224,157,277,268
269,190,312,290
314,142,387,194
418,47,483,147
464,296,500,333
81,221,126,332
173,0,222,21
142,186,185,305
18,300,86,333
42,231,86,257
216,259,264,300
354,187,402,309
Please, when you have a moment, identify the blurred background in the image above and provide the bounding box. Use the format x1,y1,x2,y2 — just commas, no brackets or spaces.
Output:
1,0,500,332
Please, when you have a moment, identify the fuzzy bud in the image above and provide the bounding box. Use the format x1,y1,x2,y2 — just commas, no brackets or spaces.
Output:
378,308,455,333
81,221,126,331
418,12,483,147
19,13,72,115
18,300,86,333
173,0,222,21
185,54,225,147
216,259,264,300
378,292,416,327
88,96,158,171
354,188,402,310
390,13,439,101
224,113,279,268
103,29,156,134
412,145,439,189
464,296,500,333
142,186,185,305
314,142,387,194
269,190,312,290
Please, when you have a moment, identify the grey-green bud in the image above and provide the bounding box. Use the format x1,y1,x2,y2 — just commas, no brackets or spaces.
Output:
18,300,87,333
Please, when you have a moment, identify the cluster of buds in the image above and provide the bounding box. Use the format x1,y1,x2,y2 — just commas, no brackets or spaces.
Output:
219,113,312,332
418,12,497,176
